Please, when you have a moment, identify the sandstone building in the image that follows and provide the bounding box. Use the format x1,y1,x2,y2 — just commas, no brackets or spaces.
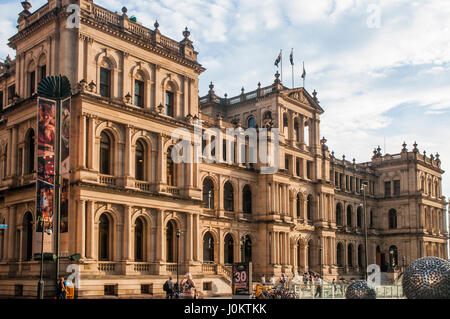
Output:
0,0,447,298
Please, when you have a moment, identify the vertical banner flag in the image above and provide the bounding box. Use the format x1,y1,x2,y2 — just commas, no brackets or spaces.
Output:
60,98,70,233
37,98,56,232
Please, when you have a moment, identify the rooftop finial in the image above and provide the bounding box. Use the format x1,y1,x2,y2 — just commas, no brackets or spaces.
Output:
122,6,128,15
413,141,418,153
209,82,214,90
21,0,32,11
154,20,159,30
312,90,318,100
241,87,245,94
274,71,280,83
402,141,407,152
183,26,190,39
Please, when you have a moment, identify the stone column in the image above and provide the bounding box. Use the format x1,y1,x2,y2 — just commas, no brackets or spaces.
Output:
123,205,132,261
87,115,96,170
186,213,193,262
78,200,86,259
10,126,17,176
86,201,95,259
156,209,164,262
7,206,16,260
193,213,200,262
124,125,132,178
78,115,87,169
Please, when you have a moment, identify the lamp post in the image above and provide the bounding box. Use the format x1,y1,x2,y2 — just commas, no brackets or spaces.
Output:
361,182,369,280
176,229,181,297
37,217,53,299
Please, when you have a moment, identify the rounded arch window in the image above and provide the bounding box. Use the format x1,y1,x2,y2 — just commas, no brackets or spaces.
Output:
247,117,256,129
98,214,110,261
100,132,112,175
135,139,145,181
388,209,397,229
347,205,353,227
242,185,252,214
224,234,234,265
134,217,144,261
336,203,343,226
224,182,234,212
203,232,215,263
202,178,215,209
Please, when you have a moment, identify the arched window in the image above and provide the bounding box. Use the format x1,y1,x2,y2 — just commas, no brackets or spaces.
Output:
358,245,363,267
135,140,145,181
388,209,397,229
348,244,354,267
224,234,234,265
224,182,234,212
100,132,112,175
166,220,178,263
337,243,343,266
134,217,144,261
248,117,256,129
22,212,33,261
336,203,343,226
202,178,215,209
166,147,174,186
304,121,310,146
296,194,301,218
165,88,174,117
347,205,353,227
357,207,362,228
25,129,35,175
307,240,313,269
307,195,313,220
243,235,252,263
27,61,36,98
389,246,398,268
98,214,110,261
242,185,252,214
203,232,214,263
99,60,112,98
134,71,145,107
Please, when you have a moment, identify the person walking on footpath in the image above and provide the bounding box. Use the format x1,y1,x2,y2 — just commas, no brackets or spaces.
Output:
314,275,323,298
163,277,174,299
57,277,67,300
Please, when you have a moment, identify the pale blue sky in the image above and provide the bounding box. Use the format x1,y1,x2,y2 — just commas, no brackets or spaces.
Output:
1,0,449,201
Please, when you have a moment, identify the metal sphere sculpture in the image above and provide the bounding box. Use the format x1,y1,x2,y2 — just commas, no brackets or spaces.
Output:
345,280,377,299
402,257,450,299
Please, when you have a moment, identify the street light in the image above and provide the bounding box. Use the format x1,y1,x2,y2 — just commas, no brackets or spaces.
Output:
361,181,369,280
176,229,181,298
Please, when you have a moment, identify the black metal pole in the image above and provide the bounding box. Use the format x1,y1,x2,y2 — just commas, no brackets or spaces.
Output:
363,186,369,280
55,97,62,287
38,217,45,299
176,229,180,297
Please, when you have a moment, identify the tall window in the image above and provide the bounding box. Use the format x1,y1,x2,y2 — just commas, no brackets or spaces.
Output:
25,129,35,175
100,67,111,98
347,206,353,227
203,232,214,263
165,91,174,117
357,207,362,228
166,147,174,186
384,181,391,197
337,243,343,266
243,235,252,263
98,214,110,261
135,140,144,181
134,217,144,261
296,194,301,218
40,65,47,82
370,210,374,228
224,234,234,265
166,220,177,263
242,185,252,214
0,91,3,111
348,244,353,267
224,182,234,211
29,71,35,97
22,212,33,261
100,132,111,175
202,178,214,209
389,209,397,229
393,180,400,196
336,203,343,226
8,85,15,103
307,195,313,220
358,245,363,267
248,117,256,129
134,80,144,107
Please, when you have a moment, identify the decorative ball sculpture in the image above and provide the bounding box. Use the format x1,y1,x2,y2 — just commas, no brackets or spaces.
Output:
345,280,377,299
402,257,450,299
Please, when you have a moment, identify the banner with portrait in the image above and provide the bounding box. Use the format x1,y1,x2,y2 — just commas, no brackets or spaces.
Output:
36,180,55,232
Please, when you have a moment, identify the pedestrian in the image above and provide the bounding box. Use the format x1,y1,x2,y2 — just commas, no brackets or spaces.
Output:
163,277,174,299
332,278,337,294
57,277,67,300
270,276,275,285
261,274,266,285
279,273,287,288
314,275,323,298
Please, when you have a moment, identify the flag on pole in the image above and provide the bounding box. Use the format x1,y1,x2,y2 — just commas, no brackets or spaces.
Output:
301,62,306,79
290,49,294,66
274,50,282,67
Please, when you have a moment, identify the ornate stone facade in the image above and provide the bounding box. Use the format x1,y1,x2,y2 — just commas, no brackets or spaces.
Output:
0,0,447,298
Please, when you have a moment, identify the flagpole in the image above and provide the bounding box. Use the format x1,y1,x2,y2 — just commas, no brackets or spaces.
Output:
302,61,305,88
291,49,294,89
281,49,283,84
